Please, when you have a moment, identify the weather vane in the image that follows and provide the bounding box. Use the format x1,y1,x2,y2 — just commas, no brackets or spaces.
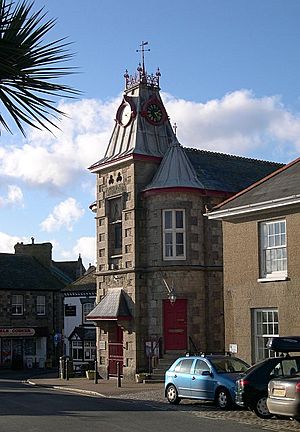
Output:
136,41,150,75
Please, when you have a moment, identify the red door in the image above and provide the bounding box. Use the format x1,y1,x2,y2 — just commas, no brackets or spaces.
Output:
163,299,187,350
108,324,123,376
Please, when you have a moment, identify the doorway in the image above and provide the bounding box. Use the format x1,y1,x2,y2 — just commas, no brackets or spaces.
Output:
108,324,123,376
163,299,187,350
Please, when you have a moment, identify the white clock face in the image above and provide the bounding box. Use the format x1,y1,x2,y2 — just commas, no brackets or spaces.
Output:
120,103,132,126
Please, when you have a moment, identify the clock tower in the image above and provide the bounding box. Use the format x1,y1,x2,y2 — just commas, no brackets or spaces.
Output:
88,46,185,380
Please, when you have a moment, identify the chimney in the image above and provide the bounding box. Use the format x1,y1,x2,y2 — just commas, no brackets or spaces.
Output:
14,240,52,268
76,254,84,278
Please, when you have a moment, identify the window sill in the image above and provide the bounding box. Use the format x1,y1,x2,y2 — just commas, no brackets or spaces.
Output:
257,276,288,283
163,257,186,261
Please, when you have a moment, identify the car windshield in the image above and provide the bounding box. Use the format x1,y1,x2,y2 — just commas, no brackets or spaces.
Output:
210,357,249,373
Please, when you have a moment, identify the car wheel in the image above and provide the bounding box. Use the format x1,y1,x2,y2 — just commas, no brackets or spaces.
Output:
253,395,272,419
166,384,181,404
215,387,233,410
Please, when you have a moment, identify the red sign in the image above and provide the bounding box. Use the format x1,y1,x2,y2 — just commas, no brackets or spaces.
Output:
0,328,35,337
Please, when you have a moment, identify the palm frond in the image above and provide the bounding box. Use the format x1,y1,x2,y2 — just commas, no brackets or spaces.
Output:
0,0,80,136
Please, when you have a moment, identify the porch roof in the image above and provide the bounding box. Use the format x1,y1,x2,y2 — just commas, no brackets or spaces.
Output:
86,288,132,321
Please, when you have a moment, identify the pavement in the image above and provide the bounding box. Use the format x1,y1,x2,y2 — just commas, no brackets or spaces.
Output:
1,368,165,399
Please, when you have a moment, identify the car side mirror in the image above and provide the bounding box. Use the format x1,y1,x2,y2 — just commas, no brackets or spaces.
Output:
202,370,212,376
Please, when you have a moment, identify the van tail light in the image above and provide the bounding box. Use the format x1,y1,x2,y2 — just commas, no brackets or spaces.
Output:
295,382,300,393
239,379,250,388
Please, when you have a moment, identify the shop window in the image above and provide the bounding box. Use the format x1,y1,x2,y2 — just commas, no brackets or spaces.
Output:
72,340,83,361
84,341,96,361
25,339,36,356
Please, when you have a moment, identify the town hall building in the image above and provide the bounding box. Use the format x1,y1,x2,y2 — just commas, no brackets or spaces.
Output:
87,50,281,380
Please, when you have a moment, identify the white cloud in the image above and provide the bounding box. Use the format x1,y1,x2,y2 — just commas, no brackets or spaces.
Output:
0,97,119,188
2,90,300,192
0,232,29,253
163,90,300,159
60,236,96,267
0,185,24,208
40,197,85,232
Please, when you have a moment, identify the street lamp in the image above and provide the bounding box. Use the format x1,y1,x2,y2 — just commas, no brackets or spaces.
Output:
168,288,176,305
163,278,177,305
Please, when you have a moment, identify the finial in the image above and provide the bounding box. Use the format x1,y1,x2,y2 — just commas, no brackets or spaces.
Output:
173,122,177,136
136,41,150,78
124,69,129,87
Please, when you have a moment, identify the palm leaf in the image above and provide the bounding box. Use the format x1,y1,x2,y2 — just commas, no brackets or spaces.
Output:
0,0,80,135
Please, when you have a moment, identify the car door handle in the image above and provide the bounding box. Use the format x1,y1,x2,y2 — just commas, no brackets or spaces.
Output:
192,376,196,380
174,374,177,378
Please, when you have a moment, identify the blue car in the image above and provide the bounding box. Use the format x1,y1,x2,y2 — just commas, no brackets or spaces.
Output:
165,354,249,409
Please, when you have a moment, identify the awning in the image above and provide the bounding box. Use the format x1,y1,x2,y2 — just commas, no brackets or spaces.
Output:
86,288,132,321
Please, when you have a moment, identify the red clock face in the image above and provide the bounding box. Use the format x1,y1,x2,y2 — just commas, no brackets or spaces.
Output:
146,103,163,124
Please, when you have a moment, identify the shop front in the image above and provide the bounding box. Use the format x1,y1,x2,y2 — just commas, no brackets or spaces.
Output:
0,327,49,369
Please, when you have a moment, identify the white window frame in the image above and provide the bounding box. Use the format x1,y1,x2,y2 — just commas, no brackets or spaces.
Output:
163,209,186,260
36,295,46,316
12,295,23,315
253,308,279,363
259,219,287,280
84,341,96,361
82,301,95,324
71,340,83,361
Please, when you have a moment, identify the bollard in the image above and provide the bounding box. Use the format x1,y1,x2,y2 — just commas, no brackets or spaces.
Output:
65,358,69,380
59,356,64,379
94,359,98,384
106,364,110,380
117,362,121,388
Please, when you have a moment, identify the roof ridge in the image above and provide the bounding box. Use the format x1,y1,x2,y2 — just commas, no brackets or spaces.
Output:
211,156,300,211
184,146,283,165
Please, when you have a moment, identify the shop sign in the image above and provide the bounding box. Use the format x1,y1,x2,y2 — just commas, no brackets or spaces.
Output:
0,327,35,337
65,305,76,316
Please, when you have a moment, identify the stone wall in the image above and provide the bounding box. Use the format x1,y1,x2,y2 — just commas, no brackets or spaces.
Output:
94,158,225,379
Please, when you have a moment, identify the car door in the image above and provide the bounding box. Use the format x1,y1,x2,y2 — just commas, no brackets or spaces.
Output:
173,358,194,397
190,359,215,400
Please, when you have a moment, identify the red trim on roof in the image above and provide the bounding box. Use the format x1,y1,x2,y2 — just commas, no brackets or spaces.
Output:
212,157,300,211
88,153,162,171
132,153,162,163
142,187,234,198
86,315,132,321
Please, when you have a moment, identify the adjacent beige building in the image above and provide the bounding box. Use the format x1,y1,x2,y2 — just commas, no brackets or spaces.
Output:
208,158,300,365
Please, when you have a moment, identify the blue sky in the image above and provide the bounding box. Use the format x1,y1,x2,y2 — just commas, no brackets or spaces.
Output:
1,0,300,267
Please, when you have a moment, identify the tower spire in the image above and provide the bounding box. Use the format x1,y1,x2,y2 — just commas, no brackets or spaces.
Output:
136,41,150,77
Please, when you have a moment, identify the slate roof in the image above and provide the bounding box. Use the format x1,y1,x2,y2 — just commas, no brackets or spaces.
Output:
87,288,132,321
88,82,176,171
212,157,300,211
144,140,204,191
69,326,96,341
185,147,283,194
0,253,65,291
53,259,86,282
63,266,96,295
